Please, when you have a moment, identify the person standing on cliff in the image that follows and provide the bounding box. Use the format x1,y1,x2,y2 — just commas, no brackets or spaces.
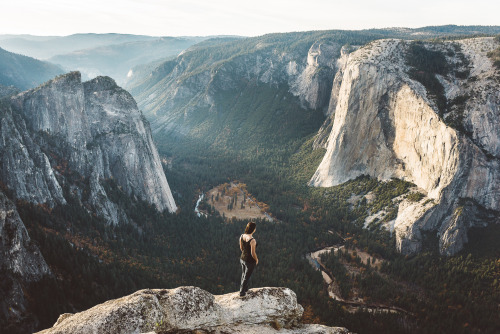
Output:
239,221,258,297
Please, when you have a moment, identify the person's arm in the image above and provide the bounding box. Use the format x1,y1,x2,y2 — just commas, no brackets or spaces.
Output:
250,239,258,265
239,235,243,252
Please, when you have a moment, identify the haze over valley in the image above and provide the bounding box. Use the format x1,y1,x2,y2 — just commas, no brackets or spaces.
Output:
0,6,499,333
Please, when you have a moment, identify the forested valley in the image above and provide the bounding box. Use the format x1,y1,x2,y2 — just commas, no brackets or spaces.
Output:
16,121,499,334
4,28,500,334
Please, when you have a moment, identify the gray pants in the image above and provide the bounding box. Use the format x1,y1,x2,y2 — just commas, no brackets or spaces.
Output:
240,259,256,294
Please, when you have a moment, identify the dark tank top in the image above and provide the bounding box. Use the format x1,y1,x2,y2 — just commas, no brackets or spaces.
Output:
240,234,256,263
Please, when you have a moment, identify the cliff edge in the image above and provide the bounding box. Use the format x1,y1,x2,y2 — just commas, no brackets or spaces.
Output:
36,287,351,334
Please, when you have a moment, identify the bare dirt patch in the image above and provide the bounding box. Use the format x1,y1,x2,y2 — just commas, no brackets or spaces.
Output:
347,248,384,269
206,182,272,222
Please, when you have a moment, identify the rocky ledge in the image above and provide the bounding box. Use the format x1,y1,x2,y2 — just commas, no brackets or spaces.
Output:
36,287,351,334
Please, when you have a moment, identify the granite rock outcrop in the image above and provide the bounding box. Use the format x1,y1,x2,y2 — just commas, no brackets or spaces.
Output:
310,38,500,255
0,72,177,225
36,287,351,334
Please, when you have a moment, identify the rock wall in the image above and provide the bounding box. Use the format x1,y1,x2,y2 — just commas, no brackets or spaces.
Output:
289,41,339,111
310,38,500,255
313,45,353,149
1,72,177,224
0,189,51,333
36,287,351,334
0,99,66,206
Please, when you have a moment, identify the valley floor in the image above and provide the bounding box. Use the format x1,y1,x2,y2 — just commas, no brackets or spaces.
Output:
204,182,273,222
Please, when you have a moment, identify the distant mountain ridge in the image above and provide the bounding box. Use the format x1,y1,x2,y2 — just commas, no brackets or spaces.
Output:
125,30,375,151
48,36,208,84
0,47,64,90
126,26,500,152
364,24,500,36
0,33,158,59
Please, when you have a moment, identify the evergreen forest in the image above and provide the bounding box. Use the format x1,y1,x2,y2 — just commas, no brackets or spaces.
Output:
13,119,500,334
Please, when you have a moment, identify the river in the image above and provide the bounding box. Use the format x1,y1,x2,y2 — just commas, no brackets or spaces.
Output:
194,194,206,217
306,244,410,315
306,245,345,301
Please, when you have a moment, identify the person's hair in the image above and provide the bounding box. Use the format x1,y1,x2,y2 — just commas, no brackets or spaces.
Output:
244,221,256,234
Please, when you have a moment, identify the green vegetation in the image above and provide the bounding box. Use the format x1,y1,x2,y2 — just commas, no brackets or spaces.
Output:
405,41,475,135
446,94,471,135
9,27,500,334
318,237,500,334
17,105,500,334
196,82,325,151
320,250,353,298
382,249,500,333
406,192,425,202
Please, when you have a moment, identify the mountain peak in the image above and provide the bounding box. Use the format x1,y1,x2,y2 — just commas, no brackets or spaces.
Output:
83,75,119,92
3,71,177,219
42,71,81,87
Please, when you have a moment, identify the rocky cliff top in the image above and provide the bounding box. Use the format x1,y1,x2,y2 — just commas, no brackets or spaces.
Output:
83,74,120,91
36,287,351,334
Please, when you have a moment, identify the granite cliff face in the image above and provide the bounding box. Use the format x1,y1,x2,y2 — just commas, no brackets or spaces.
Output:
37,287,351,334
0,71,178,330
134,38,339,117
0,189,51,333
310,38,500,255
0,72,177,225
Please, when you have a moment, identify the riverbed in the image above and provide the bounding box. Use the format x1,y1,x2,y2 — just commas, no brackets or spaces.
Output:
306,245,344,300
194,194,206,217
306,244,408,314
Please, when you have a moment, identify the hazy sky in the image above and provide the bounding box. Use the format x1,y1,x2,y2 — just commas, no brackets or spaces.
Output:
1,0,498,37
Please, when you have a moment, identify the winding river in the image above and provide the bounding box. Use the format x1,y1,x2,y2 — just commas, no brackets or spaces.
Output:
306,245,411,315
194,194,206,217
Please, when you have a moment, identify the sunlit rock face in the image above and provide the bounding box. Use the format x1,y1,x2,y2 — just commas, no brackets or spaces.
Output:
36,287,351,334
310,38,500,255
0,72,177,225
